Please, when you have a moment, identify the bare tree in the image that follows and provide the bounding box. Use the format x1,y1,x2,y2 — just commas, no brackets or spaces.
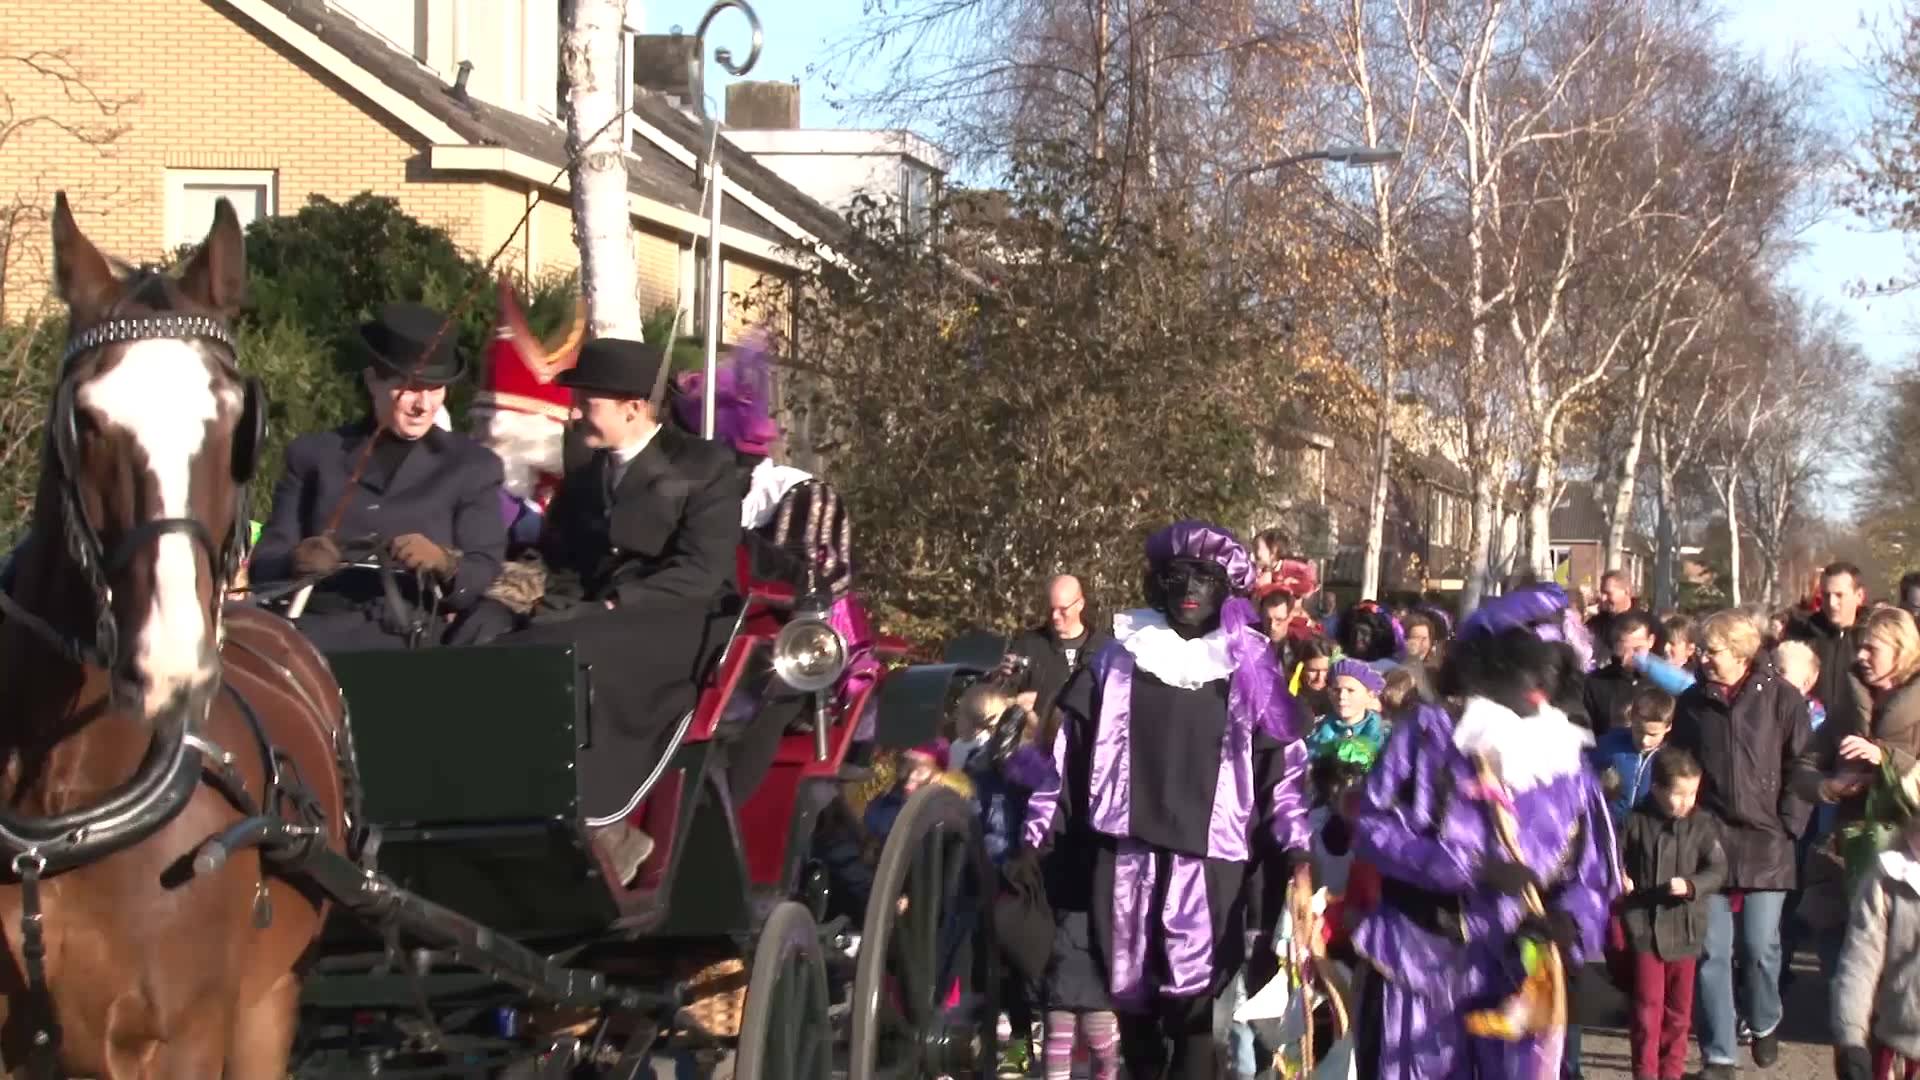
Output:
0,47,132,319
562,0,643,338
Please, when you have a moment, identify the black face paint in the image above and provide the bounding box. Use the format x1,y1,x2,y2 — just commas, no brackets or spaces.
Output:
1156,557,1228,636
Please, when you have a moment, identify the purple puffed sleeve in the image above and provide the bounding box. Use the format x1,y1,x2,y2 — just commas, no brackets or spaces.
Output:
1021,675,1088,851
1549,779,1625,966
1267,738,1312,855
1350,703,1479,891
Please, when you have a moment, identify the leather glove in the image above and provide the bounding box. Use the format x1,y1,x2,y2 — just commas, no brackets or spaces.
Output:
983,705,1030,769
1477,858,1544,898
1836,1045,1872,1080
391,533,457,580
1518,909,1580,955
290,536,342,577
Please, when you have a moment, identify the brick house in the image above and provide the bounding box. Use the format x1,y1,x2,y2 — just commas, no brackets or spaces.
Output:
0,0,843,338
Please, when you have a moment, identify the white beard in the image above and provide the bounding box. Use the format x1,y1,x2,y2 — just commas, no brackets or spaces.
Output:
477,408,565,500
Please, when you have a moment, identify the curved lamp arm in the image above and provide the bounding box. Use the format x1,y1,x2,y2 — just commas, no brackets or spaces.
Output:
691,0,764,118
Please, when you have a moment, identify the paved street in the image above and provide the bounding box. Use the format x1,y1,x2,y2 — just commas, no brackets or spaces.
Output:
1576,955,1832,1080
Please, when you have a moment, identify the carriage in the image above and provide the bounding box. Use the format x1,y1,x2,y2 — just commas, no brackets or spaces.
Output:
278,550,1008,1079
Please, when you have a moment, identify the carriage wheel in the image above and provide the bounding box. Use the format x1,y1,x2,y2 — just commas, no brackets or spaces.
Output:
849,784,999,1080
736,901,834,1080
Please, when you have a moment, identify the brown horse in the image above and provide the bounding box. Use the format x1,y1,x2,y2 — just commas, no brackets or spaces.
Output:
0,195,347,1077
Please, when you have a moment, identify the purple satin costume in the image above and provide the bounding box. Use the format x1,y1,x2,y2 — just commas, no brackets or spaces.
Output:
1022,595,1311,1009
1350,701,1619,1079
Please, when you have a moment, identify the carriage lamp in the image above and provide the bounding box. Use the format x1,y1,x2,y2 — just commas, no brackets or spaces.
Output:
772,615,847,694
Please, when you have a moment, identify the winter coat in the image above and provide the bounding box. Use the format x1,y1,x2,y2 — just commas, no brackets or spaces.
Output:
1671,659,1815,891
1007,623,1112,720
1584,662,1645,735
1786,611,1872,740
1618,803,1727,960
1791,678,1920,929
1307,710,1387,760
1591,727,1660,831
1832,847,1920,1059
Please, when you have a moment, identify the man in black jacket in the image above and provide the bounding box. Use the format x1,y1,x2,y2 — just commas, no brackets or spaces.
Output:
497,337,742,883
1003,574,1109,717
1786,562,1872,737
254,303,507,651
1585,610,1657,734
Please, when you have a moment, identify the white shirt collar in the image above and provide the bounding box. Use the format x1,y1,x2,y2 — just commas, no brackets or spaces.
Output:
607,424,660,484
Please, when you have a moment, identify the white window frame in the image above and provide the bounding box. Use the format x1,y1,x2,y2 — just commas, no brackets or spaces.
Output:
164,168,278,252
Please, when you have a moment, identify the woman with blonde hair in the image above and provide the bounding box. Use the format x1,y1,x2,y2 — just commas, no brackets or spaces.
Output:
1792,607,1920,976
1671,609,1815,1075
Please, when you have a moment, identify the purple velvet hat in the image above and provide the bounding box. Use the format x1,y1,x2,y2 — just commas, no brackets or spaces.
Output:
671,330,781,454
1458,583,1595,670
1145,520,1255,594
1331,658,1386,695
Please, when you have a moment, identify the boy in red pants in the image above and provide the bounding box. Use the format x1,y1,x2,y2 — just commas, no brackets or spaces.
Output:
1618,747,1726,1080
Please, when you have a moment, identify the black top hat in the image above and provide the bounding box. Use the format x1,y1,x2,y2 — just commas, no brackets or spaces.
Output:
357,302,465,386
558,337,666,400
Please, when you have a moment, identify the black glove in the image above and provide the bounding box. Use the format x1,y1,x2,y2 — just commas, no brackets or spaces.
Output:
1476,859,1543,898
983,705,1031,770
1517,909,1579,955
1837,1045,1872,1080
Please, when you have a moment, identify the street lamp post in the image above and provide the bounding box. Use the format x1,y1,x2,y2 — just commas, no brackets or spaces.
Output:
690,1,763,441
1224,143,1400,284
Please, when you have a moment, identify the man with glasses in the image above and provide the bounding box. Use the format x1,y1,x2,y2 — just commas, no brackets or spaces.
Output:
1003,574,1110,718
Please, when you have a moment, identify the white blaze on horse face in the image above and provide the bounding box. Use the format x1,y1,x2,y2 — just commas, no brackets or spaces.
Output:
78,339,228,715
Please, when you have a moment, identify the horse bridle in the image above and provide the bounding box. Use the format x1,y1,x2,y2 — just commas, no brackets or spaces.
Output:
0,313,264,671
0,311,269,875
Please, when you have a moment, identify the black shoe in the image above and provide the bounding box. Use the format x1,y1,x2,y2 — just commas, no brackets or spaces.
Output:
591,822,654,887
1694,1064,1736,1080
1752,1030,1779,1068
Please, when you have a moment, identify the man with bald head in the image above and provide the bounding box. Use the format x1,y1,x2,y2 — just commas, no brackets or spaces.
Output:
1004,573,1111,718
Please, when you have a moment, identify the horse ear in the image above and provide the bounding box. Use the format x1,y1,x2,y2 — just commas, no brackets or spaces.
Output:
51,192,122,321
177,197,247,316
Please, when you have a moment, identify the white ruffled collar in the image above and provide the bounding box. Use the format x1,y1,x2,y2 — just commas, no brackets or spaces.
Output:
1112,608,1240,689
1451,696,1594,793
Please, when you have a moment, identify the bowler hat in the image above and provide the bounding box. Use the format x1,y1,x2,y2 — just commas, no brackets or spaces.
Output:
558,337,666,399
358,302,465,385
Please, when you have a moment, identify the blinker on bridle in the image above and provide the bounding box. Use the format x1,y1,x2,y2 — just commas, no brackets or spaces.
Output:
0,313,248,672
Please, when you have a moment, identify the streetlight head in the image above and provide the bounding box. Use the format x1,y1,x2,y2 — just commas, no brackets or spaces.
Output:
1327,144,1402,167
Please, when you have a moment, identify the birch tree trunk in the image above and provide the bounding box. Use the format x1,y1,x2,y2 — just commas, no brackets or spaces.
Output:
563,0,643,340
1605,360,1654,571
1353,0,1398,603
1653,432,1678,611
1718,471,1743,607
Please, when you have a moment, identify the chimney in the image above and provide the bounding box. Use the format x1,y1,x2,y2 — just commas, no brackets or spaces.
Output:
726,80,800,129
631,33,701,110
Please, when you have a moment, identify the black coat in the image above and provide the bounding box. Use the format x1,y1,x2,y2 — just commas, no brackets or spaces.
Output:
1008,623,1112,718
1786,611,1872,737
1618,803,1727,959
1671,659,1814,891
1583,662,1644,734
537,424,740,613
505,424,742,821
253,421,506,613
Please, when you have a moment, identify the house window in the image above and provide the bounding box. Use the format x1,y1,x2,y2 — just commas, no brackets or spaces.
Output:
900,163,934,237
164,169,275,252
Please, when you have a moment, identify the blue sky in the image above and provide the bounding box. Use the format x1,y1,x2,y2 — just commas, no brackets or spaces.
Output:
649,0,1920,372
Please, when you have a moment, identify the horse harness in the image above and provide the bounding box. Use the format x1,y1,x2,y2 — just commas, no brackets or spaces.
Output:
0,312,331,1078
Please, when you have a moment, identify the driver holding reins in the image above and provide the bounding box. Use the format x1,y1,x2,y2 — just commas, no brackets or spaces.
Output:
250,303,508,651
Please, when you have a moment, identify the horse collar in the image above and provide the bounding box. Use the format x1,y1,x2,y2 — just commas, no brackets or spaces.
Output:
62,315,234,365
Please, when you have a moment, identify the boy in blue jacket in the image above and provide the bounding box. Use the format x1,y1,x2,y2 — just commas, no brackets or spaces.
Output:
1591,686,1677,830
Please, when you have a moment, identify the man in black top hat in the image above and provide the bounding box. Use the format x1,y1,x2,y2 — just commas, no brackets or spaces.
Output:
494,336,742,884
252,302,508,651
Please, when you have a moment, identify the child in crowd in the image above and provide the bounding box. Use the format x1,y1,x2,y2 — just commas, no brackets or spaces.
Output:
1292,637,1335,719
1662,615,1697,672
1776,640,1827,732
1593,688,1676,831
1307,659,1387,759
1619,747,1726,1080
1379,665,1418,718
1832,808,1920,1080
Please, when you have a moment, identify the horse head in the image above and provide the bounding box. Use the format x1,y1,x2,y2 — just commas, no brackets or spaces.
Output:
41,192,261,722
